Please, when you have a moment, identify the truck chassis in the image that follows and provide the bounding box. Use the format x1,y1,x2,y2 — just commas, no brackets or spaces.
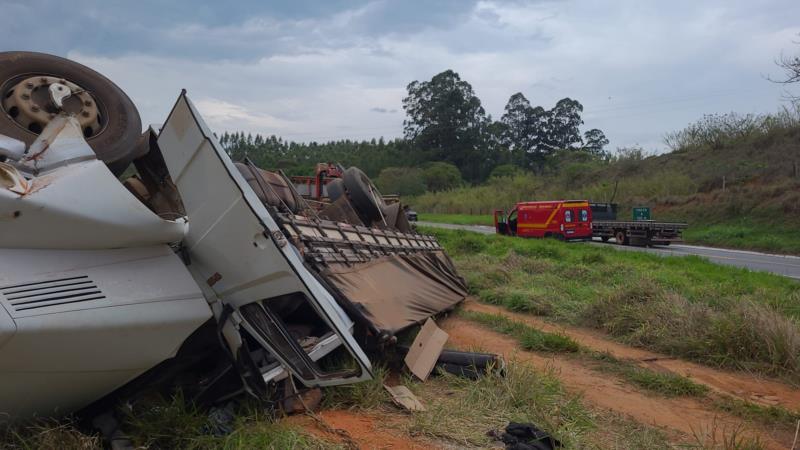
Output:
592,220,687,246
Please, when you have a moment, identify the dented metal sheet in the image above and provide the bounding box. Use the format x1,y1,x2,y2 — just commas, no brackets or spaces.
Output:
157,92,373,387
0,163,28,195
0,119,187,249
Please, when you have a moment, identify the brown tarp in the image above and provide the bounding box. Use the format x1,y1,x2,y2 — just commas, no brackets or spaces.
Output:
321,252,467,335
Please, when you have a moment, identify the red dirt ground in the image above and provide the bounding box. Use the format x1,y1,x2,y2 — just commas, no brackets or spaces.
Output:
463,300,800,410
440,313,795,450
286,410,429,449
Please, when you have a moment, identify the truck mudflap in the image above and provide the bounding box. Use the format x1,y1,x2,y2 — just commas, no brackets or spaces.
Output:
279,214,467,335
157,92,373,388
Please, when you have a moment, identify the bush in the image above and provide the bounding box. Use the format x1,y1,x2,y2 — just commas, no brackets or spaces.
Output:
375,166,427,196
663,106,800,152
422,162,463,191
489,164,522,178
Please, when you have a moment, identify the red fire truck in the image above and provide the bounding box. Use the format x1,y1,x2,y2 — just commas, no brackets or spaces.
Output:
494,200,593,240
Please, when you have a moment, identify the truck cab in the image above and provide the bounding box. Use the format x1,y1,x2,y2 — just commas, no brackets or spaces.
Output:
495,200,592,240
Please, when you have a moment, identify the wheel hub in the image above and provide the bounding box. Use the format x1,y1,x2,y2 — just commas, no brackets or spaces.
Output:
1,75,101,137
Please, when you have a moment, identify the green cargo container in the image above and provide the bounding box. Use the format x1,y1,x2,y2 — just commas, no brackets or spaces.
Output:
632,207,651,221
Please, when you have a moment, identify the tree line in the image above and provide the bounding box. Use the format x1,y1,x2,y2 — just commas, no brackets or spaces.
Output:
220,69,609,186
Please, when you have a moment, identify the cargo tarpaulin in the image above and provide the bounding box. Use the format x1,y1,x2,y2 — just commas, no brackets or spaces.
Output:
321,252,467,335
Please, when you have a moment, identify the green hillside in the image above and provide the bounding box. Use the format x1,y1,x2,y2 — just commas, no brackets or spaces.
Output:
412,108,800,254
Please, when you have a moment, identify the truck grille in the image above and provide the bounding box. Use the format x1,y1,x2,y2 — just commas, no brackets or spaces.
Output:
0,275,105,312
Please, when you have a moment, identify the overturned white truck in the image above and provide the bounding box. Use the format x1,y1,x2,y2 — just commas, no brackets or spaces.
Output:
0,52,466,419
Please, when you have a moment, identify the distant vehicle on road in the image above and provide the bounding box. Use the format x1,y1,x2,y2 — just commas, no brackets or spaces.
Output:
494,200,687,246
590,202,687,246
494,200,593,240
404,205,418,222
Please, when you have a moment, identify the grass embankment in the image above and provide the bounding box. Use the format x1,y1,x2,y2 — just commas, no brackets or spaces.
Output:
683,221,800,255
419,211,800,254
417,212,493,226
424,226,800,382
410,108,800,254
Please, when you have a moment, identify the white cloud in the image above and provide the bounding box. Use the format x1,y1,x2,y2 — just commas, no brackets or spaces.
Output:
58,0,800,152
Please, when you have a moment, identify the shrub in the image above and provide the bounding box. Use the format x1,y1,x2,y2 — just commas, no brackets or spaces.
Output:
422,162,463,191
375,166,427,196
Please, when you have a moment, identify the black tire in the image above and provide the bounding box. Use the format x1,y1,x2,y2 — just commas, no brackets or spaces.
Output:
601,236,610,242
343,167,384,221
615,230,627,245
326,178,346,202
0,52,142,175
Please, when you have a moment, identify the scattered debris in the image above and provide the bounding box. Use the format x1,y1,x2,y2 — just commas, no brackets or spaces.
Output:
404,318,449,381
283,383,324,415
489,422,561,450
384,385,426,412
435,349,505,379
205,402,236,436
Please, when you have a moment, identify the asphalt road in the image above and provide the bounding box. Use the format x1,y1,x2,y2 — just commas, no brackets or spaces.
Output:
417,221,800,280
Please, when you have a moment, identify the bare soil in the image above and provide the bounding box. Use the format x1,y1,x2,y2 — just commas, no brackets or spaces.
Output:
441,312,795,449
463,300,800,410
286,410,432,449
283,300,800,448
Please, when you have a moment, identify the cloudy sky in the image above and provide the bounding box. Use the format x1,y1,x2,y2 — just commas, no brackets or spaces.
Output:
3,0,799,152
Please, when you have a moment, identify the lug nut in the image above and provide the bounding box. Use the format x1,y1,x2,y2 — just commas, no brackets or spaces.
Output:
84,100,92,107
81,111,90,118
31,105,40,112
25,81,34,89
40,77,48,83
21,93,30,100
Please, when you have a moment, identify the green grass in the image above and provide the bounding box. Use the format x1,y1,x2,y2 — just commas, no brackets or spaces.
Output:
589,352,708,397
423,226,800,381
684,222,800,255
713,396,800,428
417,212,494,226
0,418,100,450
463,309,708,398
322,365,390,410
121,393,337,450
407,361,595,448
462,310,580,352
0,394,338,450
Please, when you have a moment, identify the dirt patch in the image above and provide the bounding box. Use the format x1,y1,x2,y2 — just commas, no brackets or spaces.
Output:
464,300,800,409
286,410,433,449
441,314,793,449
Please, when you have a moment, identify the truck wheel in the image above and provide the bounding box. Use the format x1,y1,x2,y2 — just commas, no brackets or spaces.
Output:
326,178,345,202
343,167,385,221
0,51,142,175
615,231,627,245
601,236,610,242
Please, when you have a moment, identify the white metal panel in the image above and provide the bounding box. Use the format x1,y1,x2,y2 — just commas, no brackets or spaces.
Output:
157,93,372,385
0,159,186,249
0,245,211,418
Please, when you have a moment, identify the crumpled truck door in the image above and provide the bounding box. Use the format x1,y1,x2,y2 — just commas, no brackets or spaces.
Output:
157,92,372,388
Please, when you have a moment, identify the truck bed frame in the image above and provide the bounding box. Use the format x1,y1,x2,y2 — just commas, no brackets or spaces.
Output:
592,220,688,246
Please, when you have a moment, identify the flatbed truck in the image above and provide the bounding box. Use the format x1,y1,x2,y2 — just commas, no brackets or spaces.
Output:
590,203,687,246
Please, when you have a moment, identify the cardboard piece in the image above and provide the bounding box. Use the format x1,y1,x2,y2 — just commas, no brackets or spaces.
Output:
404,318,449,381
384,385,426,411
